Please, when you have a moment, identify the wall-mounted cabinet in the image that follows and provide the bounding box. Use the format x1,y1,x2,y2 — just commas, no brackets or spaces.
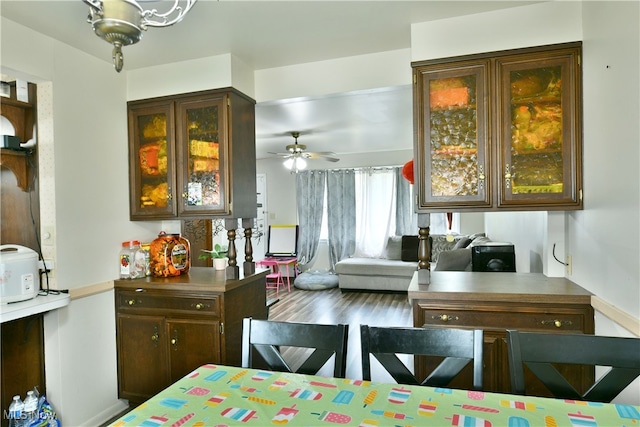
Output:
412,42,583,212
127,87,257,221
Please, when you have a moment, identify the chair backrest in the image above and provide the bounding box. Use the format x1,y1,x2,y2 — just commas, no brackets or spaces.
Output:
257,259,280,272
506,329,640,402
361,325,484,389
242,318,349,378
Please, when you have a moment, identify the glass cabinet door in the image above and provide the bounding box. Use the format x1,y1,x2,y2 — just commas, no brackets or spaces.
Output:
497,48,582,208
414,61,491,211
176,95,228,215
128,102,177,219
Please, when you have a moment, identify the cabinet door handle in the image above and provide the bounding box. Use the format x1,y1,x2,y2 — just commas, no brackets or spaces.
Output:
478,165,486,191
171,330,178,349
151,327,159,347
432,314,459,322
541,319,573,328
504,164,512,189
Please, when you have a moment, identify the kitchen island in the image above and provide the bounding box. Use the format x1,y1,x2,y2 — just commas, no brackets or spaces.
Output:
408,271,594,396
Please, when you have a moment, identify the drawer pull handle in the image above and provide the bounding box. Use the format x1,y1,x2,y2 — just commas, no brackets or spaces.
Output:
192,302,209,310
541,319,573,328
432,314,459,322
126,299,137,306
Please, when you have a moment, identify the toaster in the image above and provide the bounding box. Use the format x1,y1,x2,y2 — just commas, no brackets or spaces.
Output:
0,244,40,304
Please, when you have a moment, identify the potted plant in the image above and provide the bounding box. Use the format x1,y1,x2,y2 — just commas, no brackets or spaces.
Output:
199,244,228,270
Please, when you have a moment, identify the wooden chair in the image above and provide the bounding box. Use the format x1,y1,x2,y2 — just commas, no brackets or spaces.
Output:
257,259,287,295
241,318,349,378
360,325,484,389
506,329,640,402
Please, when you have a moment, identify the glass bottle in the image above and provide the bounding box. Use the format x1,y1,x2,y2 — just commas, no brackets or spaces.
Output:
120,240,143,279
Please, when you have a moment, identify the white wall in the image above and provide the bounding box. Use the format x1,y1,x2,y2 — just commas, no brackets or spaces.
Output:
578,1,639,322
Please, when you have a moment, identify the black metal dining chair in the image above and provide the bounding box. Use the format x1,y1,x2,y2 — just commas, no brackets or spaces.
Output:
506,329,640,402
241,317,349,378
360,325,484,389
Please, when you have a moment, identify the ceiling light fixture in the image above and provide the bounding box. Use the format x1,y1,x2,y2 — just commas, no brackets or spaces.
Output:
83,0,197,72
283,156,307,173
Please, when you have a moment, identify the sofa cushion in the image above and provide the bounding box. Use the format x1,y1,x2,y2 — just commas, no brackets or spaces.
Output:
401,235,419,262
453,236,472,250
434,248,472,271
384,236,403,260
335,258,417,278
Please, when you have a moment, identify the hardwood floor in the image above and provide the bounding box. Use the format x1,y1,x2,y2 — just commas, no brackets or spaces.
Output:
267,286,413,381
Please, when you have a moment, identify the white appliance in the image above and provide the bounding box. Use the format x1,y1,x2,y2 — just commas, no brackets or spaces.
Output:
0,244,40,304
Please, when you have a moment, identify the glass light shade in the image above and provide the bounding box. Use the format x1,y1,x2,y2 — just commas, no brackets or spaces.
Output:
283,157,307,172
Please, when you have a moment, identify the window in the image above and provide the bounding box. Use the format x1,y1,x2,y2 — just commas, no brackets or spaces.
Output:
318,167,459,257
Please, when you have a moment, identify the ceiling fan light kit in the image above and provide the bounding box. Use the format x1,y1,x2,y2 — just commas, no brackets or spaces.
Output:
283,157,307,173
271,132,340,173
83,0,197,72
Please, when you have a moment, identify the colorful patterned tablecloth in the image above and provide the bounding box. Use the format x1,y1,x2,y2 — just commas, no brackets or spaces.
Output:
111,364,639,426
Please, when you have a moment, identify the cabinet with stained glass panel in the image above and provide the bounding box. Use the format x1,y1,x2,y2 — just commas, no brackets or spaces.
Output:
413,59,492,210
497,46,582,208
412,42,583,212
127,88,257,220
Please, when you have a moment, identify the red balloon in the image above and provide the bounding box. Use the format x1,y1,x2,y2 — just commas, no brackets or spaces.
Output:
402,160,414,184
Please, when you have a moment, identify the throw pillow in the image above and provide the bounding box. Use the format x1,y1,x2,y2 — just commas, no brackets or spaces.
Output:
453,236,472,250
434,248,472,271
430,234,459,262
401,235,419,262
468,236,492,247
384,236,403,260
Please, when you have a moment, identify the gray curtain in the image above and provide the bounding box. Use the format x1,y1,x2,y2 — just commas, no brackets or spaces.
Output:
327,169,356,270
395,166,417,236
295,170,326,268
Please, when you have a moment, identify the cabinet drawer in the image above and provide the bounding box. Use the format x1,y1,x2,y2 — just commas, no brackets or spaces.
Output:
117,290,220,316
420,306,588,332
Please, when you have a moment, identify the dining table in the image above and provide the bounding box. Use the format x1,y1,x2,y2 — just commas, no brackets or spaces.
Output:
109,364,639,426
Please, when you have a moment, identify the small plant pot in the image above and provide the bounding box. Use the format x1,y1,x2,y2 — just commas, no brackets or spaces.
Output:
213,258,227,271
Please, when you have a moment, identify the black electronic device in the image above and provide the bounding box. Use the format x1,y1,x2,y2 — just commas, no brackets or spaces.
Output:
471,244,516,272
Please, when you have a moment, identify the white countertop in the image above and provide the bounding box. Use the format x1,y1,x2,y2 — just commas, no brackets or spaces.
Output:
1,292,70,323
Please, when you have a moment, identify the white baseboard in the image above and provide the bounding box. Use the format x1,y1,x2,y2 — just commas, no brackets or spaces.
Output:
86,399,130,426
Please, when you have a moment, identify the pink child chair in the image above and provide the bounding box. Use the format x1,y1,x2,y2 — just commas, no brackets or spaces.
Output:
257,259,287,295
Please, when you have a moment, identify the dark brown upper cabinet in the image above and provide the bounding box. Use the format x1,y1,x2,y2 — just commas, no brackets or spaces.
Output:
127,88,256,220
412,42,583,212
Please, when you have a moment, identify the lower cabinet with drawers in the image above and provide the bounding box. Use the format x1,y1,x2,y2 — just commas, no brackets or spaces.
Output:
408,271,594,396
114,268,268,403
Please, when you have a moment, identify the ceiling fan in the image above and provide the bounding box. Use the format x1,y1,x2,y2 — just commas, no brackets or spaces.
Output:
269,132,339,172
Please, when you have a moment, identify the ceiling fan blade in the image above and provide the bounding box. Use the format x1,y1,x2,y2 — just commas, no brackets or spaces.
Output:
267,151,293,158
307,152,340,162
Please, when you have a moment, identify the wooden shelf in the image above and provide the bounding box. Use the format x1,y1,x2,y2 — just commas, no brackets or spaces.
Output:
0,148,30,191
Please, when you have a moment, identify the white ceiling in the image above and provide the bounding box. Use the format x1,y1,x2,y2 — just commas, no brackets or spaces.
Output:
0,0,536,161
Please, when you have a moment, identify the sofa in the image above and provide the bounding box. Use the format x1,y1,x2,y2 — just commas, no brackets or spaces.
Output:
334,235,419,292
335,233,505,292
